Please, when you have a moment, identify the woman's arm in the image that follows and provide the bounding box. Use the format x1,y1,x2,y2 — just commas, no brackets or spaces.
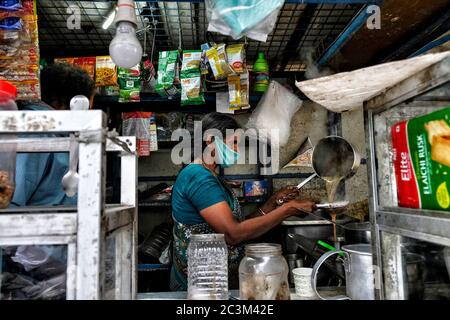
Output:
199,199,315,245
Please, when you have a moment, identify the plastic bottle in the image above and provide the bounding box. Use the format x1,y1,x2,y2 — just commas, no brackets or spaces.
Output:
187,234,228,300
253,52,269,92
0,80,18,208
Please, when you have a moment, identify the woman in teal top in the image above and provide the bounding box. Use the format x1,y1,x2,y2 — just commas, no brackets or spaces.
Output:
170,113,316,291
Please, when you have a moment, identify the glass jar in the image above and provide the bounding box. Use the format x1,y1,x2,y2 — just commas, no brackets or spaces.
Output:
0,80,17,209
187,234,228,300
239,243,290,300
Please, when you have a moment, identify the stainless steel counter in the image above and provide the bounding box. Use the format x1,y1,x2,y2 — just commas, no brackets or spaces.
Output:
137,287,346,300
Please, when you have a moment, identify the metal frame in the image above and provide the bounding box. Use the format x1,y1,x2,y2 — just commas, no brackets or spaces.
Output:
38,0,364,71
364,55,450,300
0,110,138,300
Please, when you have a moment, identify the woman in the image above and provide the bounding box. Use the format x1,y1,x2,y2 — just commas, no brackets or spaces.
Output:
170,112,315,291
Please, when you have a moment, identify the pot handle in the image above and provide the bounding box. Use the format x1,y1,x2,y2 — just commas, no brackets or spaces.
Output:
311,250,350,300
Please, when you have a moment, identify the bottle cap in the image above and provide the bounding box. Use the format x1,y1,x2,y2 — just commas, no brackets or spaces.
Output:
0,80,17,99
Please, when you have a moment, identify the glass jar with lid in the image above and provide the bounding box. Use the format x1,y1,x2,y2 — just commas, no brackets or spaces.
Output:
239,243,290,300
187,233,228,300
0,80,17,208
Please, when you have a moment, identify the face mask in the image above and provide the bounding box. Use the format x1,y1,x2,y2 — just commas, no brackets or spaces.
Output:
215,137,240,168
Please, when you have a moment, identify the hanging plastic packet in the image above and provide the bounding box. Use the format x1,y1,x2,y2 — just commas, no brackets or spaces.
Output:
0,16,22,30
122,112,152,157
149,113,158,152
156,50,181,98
206,44,232,80
181,71,204,106
181,50,202,73
226,44,245,74
95,56,118,87
140,58,157,93
228,69,249,110
118,65,141,103
181,49,205,106
200,43,211,75
0,0,22,11
206,0,285,42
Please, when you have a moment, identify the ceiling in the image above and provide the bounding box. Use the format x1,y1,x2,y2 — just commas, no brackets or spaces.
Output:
36,0,363,72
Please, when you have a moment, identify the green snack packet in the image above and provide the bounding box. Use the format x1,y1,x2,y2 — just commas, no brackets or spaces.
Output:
181,71,204,106
118,65,141,103
181,50,202,74
156,50,180,98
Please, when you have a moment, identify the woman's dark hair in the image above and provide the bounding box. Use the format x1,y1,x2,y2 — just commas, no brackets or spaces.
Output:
191,112,241,161
40,63,95,109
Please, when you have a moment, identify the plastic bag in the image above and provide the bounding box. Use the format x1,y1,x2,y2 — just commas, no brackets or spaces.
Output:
246,81,302,148
206,0,285,42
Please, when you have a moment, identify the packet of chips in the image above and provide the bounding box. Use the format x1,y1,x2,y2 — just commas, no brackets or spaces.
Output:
118,65,140,103
156,50,181,98
181,71,204,106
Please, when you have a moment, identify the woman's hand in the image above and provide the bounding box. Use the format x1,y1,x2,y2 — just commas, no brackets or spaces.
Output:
282,199,316,217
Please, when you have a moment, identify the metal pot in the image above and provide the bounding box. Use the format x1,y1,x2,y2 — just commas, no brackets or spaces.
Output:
344,222,371,244
312,136,362,181
311,244,375,300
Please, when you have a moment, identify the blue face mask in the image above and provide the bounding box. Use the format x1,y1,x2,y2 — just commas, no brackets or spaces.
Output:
215,137,240,168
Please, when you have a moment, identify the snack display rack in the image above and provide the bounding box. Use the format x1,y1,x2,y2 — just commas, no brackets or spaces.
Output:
364,55,450,299
0,110,138,300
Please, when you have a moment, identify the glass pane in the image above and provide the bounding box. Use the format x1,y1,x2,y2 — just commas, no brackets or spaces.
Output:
402,239,450,300
373,101,448,209
1,245,67,300
381,232,450,300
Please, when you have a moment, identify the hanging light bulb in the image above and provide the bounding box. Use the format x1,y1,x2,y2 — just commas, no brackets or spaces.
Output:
109,0,142,69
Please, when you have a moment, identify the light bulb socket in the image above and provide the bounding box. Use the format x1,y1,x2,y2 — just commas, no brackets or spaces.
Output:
114,0,138,28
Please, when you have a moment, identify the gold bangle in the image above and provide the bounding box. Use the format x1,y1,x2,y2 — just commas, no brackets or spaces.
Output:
258,207,267,216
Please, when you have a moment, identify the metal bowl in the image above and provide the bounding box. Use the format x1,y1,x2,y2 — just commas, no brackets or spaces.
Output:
344,222,371,244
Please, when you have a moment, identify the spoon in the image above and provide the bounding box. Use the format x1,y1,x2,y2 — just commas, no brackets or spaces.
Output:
61,134,79,197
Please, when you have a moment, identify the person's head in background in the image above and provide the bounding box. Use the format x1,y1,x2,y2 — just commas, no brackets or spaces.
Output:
193,112,241,167
40,63,95,110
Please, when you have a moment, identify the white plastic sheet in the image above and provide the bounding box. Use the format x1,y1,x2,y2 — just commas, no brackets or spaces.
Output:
296,51,450,113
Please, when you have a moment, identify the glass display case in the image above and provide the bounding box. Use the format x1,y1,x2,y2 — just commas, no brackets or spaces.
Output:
364,54,450,299
0,111,137,300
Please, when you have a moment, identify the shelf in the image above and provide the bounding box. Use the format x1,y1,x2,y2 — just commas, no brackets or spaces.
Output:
376,208,450,246
94,93,263,114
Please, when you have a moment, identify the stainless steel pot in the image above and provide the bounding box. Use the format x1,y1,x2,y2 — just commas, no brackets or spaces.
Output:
276,136,363,205
312,136,362,181
311,244,375,300
344,222,371,244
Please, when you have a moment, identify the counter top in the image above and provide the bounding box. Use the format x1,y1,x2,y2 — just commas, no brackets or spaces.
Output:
137,287,346,300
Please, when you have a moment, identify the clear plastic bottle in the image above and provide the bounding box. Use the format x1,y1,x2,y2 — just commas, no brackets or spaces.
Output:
0,80,18,208
187,234,228,300
239,243,290,300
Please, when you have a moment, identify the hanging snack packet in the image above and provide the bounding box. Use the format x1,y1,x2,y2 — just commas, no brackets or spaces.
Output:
95,56,117,87
122,112,152,156
118,65,141,103
181,71,204,106
156,50,180,98
226,44,245,74
181,50,202,73
228,69,249,110
200,43,211,75
206,44,232,80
